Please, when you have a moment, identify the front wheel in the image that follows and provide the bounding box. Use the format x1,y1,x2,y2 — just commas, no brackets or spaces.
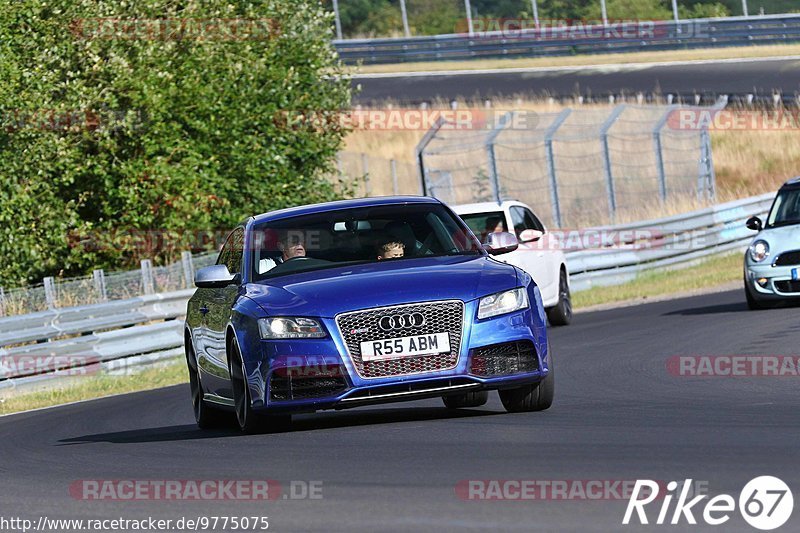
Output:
546,269,572,326
499,344,554,413
186,341,229,429
744,277,768,310
230,340,291,434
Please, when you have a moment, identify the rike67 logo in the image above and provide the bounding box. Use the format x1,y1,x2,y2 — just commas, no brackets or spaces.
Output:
624,476,793,530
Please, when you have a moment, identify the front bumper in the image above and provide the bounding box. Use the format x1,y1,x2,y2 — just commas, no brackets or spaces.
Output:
745,261,800,300
246,296,549,413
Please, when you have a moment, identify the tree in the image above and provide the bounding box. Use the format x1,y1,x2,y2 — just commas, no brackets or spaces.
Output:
0,0,351,287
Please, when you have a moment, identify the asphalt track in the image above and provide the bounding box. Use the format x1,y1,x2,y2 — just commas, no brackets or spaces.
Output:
352,57,800,104
2,289,799,532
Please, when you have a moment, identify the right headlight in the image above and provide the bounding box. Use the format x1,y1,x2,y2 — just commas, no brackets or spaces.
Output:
258,317,326,339
749,240,770,263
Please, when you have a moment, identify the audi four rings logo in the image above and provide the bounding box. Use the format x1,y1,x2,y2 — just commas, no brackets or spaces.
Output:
378,313,426,331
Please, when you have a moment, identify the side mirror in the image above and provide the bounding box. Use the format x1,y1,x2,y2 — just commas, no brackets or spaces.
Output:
195,265,239,288
519,229,544,243
746,216,763,232
484,231,519,256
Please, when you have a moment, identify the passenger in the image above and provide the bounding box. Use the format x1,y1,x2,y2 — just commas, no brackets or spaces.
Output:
258,231,306,273
480,216,504,243
376,241,404,260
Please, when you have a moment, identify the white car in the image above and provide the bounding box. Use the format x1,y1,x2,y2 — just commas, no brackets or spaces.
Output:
453,201,572,326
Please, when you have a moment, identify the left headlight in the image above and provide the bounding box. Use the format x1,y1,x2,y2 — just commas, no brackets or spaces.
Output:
749,240,770,263
477,287,530,320
258,317,326,339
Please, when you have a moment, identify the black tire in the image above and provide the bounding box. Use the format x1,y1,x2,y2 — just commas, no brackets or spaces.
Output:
499,345,554,413
186,340,229,429
229,339,291,434
744,277,768,310
546,269,572,326
442,390,489,409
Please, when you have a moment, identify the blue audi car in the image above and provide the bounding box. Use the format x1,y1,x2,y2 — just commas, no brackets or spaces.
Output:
184,196,553,433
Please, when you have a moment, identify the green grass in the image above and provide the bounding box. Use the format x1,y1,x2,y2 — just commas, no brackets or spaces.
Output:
0,361,188,416
573,252,742,309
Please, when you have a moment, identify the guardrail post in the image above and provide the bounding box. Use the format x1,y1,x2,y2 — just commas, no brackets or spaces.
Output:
544,109,571,228
361,153,371,197
599,105,626,223
92,269,107,302
140,259,155,295
485,112,513,203
390,159,399,195
181,252,195,289
415,116,446,196
43,277,57,309
653,106,677,204
0,287,6,317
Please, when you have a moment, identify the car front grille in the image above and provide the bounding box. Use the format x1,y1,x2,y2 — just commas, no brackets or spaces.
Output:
335,300,464,378
774,251,800,267
269,366,349,401
469,340,538,377
774,280,800,294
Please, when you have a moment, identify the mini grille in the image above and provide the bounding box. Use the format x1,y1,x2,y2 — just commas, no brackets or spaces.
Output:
269,367,348,401
335,301,464,378
774,251,800,267
469,341,538,377
774,280,800,294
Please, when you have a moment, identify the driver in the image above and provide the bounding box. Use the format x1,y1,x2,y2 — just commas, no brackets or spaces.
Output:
258,230,306,274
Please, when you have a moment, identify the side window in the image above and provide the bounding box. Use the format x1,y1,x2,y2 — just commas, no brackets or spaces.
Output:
216,228,244,274
523,208,545,232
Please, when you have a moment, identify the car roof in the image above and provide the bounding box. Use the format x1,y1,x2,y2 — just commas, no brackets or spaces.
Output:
250,196,441,224
451,201,523,214
782,176,800,189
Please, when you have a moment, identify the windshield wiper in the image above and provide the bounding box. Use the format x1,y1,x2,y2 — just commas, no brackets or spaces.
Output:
769,219,800,228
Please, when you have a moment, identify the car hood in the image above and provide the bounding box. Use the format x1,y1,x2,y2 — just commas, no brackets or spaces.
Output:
245,255,519,317
754,224,800,255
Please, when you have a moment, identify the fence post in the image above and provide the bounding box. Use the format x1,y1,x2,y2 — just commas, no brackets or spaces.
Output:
181,251,195,289
361,153,371,197
390,159,399,195
415,116,446,196
43,277,57,309
599,105,627,223
543,109,571,228
699,128,717,201
92,269,107,302
653,106,677,204
141,259,155,295
0,287,6,317
485,111,513,203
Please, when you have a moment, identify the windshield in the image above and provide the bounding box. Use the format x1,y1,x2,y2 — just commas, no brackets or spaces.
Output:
251,203,483,281
767,188,800,228
458,212,506,244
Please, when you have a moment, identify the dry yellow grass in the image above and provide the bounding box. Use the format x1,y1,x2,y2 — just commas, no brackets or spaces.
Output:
351,44,800,74
342,99,800,225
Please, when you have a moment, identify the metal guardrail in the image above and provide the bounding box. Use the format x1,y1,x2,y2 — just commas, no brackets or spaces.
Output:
335,14,800,64
0,193,775,393
566,193,774,291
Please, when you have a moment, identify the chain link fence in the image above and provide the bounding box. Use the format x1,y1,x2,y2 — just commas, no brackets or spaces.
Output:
416,104,716,228
0,251,216,318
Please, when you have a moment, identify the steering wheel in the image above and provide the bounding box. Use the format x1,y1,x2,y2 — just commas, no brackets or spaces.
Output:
284,256,310,262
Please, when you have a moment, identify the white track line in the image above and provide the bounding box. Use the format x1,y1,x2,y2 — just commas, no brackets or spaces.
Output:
352,54,800,79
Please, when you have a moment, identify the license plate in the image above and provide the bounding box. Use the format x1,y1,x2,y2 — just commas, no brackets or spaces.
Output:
793,268,799,281
360,333,450,362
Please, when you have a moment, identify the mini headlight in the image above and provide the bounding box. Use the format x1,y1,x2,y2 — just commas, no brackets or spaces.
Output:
477,287,530,320
749,240,770,263
258,317,326,339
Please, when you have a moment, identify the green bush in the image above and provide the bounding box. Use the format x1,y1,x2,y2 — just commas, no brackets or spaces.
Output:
0,0,351,287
